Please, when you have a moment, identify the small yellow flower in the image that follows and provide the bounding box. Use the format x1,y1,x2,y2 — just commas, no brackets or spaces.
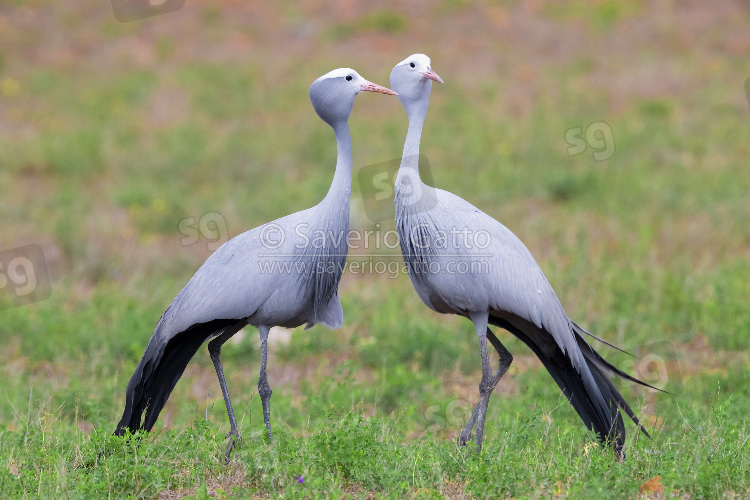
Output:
497,142,512,157
553,481,565,496
152,198,168,214
1,77,20,97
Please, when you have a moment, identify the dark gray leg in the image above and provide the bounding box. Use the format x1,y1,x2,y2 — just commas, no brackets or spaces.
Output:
459,322,513,452
208,324,244,463
486,329,514,392
258,325,273,440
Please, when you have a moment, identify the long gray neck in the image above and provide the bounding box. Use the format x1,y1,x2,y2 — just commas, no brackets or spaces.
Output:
323,121,353,210
395,105,427,205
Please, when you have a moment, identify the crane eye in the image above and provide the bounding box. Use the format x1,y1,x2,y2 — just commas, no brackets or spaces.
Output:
346,75,353,81
409,62,416,68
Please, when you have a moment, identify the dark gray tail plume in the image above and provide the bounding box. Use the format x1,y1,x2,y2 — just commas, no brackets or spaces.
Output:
490,315,654,459
115,319,240,436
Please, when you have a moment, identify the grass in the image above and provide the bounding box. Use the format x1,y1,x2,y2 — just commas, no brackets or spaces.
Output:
1,0,750,498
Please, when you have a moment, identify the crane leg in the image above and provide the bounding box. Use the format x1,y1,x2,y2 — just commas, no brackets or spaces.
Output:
207,324,244,463
258,325,273,440
459,322,513,452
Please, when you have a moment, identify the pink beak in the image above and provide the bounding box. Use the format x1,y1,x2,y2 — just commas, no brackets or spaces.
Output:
360,81,398,96
422,67,443,84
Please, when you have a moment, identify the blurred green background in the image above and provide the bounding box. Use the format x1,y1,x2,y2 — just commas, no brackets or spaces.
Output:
1,1,749,498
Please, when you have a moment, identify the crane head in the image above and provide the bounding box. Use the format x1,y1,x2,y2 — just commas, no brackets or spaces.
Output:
309,68,397,127
390,54,442,115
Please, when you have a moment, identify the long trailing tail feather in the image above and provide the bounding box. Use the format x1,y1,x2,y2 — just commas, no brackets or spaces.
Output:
115,318,240,436
571,321,634,356
572,327,666,394
489,315,652,458
572,328,669,441
585,353,652,440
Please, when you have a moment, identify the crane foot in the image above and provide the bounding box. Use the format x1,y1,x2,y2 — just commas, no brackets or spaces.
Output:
223,430,242,463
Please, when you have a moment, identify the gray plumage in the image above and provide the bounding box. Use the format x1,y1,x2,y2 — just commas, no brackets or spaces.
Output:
390,54,654,458
115,68,397,462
